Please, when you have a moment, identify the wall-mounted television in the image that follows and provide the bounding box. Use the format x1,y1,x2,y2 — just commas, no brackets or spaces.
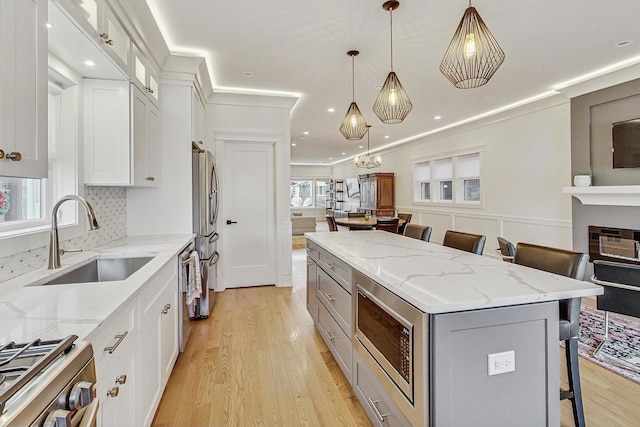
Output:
612,118,640,168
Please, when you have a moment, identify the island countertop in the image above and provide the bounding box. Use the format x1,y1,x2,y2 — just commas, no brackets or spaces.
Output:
0,234,194,343
306,231,603,314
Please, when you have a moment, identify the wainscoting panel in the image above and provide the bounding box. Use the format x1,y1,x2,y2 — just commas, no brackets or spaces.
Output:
398,205,572,258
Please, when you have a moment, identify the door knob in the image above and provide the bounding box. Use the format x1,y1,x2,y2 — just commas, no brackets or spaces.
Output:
226,220,238,225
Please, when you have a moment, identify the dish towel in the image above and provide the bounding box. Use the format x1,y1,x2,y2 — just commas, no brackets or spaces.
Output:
187,251,202,306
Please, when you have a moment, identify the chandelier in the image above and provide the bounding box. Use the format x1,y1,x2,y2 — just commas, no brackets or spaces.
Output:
372,1,412,124
354,126,382,169
439,0,505,89
339,50,368,140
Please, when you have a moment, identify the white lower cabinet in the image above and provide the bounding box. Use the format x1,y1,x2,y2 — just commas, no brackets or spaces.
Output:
91,303,137,427
138,261,179,426
87,255,180,427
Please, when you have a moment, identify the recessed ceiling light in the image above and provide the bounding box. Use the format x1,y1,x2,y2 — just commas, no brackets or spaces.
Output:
84,60,96,67
329,157,333,160
328,108,335,112
291,143,296,146
303,131,309,135
359,146,364,149
616,40,633,47
242,71,254,77
434,115,442,120
384,135,390,139
46,23,53,29
341,152,346,155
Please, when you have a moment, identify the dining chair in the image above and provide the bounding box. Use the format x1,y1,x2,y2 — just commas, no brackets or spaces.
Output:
496,237,516,262
442,230,486,255
397,213,412,235
513,242,589,427
375,217,400,233
403,224,432,242
326,215,338,232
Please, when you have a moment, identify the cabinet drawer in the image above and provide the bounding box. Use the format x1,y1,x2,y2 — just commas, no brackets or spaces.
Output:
317,247,351,292
306,239,318,262
318,304,352,383
354,353,411,427
88,303,136,368
317,267,351,334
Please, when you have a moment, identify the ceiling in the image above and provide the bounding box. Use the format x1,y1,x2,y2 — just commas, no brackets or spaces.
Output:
146,0,640,165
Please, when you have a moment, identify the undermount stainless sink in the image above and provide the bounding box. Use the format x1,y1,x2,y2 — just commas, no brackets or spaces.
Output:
34,255,155,286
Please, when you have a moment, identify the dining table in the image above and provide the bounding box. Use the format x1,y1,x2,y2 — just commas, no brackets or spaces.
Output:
334,216,405,231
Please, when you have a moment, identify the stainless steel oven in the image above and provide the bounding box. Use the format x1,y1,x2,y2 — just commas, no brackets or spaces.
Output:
354,270,424,405
0,335,98,426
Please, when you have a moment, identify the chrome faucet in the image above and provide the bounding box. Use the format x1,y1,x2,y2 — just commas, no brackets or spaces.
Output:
48,195,100,269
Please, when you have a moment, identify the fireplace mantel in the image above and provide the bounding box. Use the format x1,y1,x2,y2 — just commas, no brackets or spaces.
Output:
563,185,640,207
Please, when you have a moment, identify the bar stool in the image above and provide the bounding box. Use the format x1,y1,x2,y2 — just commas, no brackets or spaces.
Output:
375,217,399,233
403,224,432,242
496,237,516,262
442,230,486,255
397,213,412,234
513,242,589,427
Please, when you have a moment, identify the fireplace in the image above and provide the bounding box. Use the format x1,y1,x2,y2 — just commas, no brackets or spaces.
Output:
589,225,640,265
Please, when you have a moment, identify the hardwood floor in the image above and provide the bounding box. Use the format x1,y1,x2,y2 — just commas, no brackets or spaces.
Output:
153,234,640,426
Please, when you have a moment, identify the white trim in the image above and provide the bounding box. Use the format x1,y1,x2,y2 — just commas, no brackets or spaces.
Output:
562,185,640,207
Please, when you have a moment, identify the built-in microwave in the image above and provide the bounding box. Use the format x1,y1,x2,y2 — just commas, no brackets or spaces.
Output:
354,271,423,404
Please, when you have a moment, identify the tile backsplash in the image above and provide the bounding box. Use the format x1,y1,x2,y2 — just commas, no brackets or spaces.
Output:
0,187,127,283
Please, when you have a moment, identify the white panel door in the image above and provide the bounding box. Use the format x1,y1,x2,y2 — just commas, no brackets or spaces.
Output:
221,141,276,287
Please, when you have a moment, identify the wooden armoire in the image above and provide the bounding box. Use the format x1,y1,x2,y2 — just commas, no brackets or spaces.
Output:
357,173,395,217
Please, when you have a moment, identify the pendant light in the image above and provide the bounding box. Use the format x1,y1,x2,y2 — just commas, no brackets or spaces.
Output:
373,1,413,125
339,50,368,140
354,125,382,169
439,0,505,89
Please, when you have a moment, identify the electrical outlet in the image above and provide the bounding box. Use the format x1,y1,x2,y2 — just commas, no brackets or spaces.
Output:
488,350,515,376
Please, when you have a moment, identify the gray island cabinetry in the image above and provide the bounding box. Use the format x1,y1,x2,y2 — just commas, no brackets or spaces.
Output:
306,231,602,427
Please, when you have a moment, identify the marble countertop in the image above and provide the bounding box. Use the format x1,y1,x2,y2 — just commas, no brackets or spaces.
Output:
0,234,194,343
306,231,603,314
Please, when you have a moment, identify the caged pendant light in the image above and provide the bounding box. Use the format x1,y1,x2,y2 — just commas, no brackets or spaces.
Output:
373,1,412,124
439,0,505,89
353,125,382,169
339,50,368,140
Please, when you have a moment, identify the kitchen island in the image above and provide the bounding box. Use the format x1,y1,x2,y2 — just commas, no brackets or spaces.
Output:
305,231,602,427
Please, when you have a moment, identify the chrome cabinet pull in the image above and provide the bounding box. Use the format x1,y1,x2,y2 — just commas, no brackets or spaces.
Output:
324,292,335,302
103,331,128,354
105,39,114,45
115,375,127,385
162,304,171,314
323,327,335,342
106,386,119,398
99,33,108,39
146,176,155,181
5,152,21,161
367,397,389,423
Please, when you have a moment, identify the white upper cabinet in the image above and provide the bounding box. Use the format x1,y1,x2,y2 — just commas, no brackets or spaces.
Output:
55,0,131,76
0,0,48,178
132,44,160,107
84,80,159,187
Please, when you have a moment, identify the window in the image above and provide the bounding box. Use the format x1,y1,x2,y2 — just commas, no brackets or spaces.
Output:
0,80,79,235
413,151,482,205
290,178,330,208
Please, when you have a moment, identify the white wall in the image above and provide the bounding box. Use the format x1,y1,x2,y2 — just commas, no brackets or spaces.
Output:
207,92,296,288
333,95,574,256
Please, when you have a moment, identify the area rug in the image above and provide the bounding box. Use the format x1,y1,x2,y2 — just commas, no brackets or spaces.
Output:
577,305,640,384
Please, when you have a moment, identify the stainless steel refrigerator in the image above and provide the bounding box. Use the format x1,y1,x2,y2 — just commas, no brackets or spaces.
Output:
190,145,219,318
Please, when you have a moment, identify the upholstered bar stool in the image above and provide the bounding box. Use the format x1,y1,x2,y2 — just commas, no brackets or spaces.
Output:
497,237,516,262
513,243,589,427
442,230,486,255
404,224,432,242
326,215,338,232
